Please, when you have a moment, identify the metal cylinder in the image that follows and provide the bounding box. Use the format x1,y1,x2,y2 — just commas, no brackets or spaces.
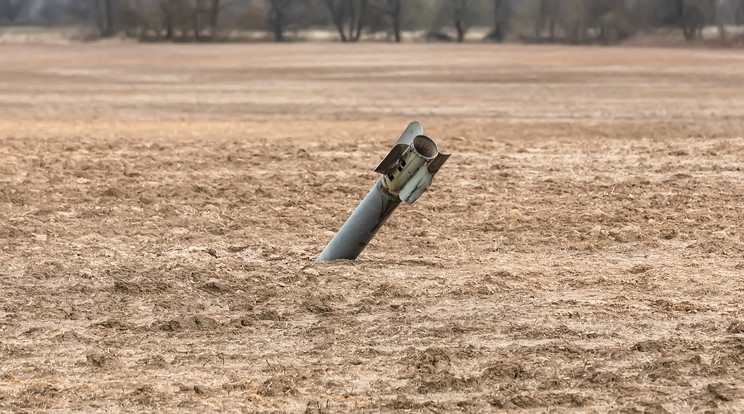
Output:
314,121,449,263
314,177,401,262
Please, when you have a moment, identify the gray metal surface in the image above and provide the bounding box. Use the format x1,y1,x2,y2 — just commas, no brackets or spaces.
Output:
315,178,401,262
427,153,451,175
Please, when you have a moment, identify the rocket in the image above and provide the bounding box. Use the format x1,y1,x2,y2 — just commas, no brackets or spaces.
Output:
315,121,450,263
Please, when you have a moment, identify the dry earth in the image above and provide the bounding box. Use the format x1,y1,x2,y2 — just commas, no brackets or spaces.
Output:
1,43,744,412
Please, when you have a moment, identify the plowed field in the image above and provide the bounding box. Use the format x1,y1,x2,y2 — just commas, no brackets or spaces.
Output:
1,43,743,412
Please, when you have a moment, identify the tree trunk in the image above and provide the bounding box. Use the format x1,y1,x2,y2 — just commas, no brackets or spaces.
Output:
164,15,173,40
675,0,685,27
94,0,105,36
681,3,703,41
211,0,220,33
489,26,503,42
270,9,283,41
714,1,725,40
104,0,113,36
3,0,25,22
94,0,115,37
269,0,292,42
489,0,505,42
326,0,349,42
569,22,580,43
387,0,401,42
160,1,174,40
534,17,543,38
392,14,401,42
354,0,368,41
333,15,348,41
534,0,546,38
348,0,356,40
455,20,465,42
717,23,725,40
272,21,284,42
193,8,200,41
682,25,694,40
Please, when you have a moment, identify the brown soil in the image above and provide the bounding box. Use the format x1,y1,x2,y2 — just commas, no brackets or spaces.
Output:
1,43,743,412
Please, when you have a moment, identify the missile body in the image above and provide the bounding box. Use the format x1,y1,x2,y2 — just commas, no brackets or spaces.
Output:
315,122,449,263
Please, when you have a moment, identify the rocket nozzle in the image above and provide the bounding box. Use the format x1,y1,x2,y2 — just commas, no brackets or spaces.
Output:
412,135,438,160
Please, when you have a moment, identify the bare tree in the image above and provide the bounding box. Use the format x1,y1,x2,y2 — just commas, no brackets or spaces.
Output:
323,0,370,42
116,0,148,37
372,0,401,42
736,0,744,25
0,0,25,23
451,0,469,42
631,0,714,42
388,0,402,42
190,0,223,40
487,0,509,41
88,0,229,42
353,0,369,40
193,0,203,40
560,0,586,44
93,0,114,37
268,0,293,41
436,0,480,43
680,0,716,40
584,0,635,44
210,0,221,35
534,0,557,40
152,0,200,41
323,0,351,41
160,0,179,40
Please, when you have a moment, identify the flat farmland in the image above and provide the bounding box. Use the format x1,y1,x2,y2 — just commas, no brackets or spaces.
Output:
1,43,743,412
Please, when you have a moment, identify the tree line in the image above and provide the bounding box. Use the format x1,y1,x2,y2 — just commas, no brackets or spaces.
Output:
1,0,744,44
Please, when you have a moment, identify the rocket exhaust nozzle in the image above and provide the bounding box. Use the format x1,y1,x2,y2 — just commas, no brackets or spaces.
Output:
412,135,438,160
